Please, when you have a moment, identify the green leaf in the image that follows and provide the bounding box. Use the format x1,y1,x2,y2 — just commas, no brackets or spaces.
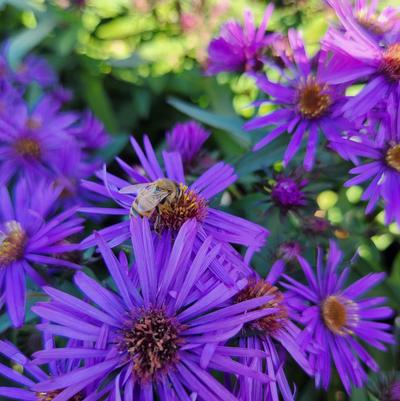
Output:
81,75,119,134
234,135,287,177
167,97,251,149
98,134,129,163
7,13,57,69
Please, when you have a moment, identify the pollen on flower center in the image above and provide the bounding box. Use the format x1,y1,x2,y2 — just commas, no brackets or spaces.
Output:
382,43,400,81
153,183,207,233
15,137,41,158
298,78,332,119
356,11,387,35
0,221,26,268
120,308,183,382
386,144,400,172
235,279,288,334
36,391,84,401
322,295,358,335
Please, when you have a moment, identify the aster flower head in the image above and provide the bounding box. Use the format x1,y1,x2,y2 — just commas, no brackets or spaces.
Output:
0,94,78,185
245,30,352,171
80,135,268,270
231,262,312,401
14,54,57,88
327,0,400,39
69,111,109,150
51,145,101,208
32,219,277,400
283,241,394,393
0,179,83,327
265,169,309,212
206,4,274,74
166,120,210,166
0,337,103,401
330,93,400,226
322,0,400,119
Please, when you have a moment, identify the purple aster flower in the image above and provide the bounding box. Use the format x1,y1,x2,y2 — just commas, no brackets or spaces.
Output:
52,145,102,208
245,30,352,171
14,54,57,88
265,171,309,212
0,179,83,327
80,135,268,261
231,262,313,401
0,95,78,184
69,111,109,150
206,5,274,74
283,241,394,393
32,219,276,400
321,0,400,119
326,0,400,39
166,120,210,167
330,94,400,226
0,336,107,401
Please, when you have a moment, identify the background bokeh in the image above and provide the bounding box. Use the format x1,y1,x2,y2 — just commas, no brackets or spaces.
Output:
0,0,399,400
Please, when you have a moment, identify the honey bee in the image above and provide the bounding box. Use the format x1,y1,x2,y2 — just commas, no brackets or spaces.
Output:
119,179,180,218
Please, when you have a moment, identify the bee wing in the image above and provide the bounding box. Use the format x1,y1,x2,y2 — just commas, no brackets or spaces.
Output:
119,183,151,195
134,189,170,213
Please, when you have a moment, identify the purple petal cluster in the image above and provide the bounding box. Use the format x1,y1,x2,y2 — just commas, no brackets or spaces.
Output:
80,135,268,272
32,219,275,400
283,241,394,392
207,5,275,74
244,30,352,170
0,179,83,327
166,120,210,168
0,3,396,400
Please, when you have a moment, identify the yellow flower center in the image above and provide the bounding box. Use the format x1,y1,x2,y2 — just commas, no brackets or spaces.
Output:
235,279,288,334
36,391,84,401
386,144,400,172
0,221,26,268
382,43,400,81
15,138,41,158
153,184,207,234
298,78,332,119
322,295,358,336
356,11,388,35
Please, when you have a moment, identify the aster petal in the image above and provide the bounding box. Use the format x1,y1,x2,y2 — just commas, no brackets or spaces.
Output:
342,272,386,299
163,151,185,183
5,261,25,327
252,124,288,152
283,121,307,166
32,358,119,392
191,162,236,199
0,388,35,400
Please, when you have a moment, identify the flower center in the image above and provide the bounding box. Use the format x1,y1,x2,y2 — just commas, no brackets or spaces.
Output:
356,11,388,35
120,308,183,382
153,183,207,234
36,391,84,401
386,144,400,172
382,44,400,81
235,279,288,335
15,137,41,158
36,390,85,401
0,221,26,268
298,78,332,119
271,178,306,209
321,295,358,336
